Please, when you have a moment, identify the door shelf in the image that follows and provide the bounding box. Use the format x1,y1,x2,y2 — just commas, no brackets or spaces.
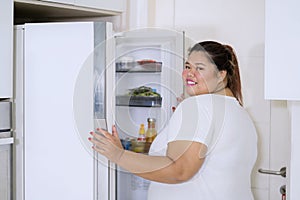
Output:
116,61,162,73
116,96,162,107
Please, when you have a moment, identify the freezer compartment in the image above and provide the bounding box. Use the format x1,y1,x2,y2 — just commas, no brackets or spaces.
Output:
0,102,12,131
116,96,162,107
116,61,162,72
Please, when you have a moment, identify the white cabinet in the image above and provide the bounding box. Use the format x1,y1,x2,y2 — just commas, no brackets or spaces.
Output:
0,132,13,200
40,0,74,5
75,0,125,13
14,0,124,22
0,0,13,98
265,0,300,100
0,144,12,200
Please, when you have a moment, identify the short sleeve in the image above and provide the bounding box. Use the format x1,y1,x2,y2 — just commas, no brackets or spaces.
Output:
166,96,213,147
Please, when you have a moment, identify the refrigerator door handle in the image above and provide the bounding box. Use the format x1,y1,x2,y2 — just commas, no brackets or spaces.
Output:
0,137,14,145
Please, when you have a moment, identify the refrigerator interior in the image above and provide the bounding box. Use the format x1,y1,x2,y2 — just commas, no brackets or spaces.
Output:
115,29,184,139
113,29,184,200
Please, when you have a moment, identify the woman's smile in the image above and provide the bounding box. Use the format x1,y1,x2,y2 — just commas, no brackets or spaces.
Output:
186,78,198,86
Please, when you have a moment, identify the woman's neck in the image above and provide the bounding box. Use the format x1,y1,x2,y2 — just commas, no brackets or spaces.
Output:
213,87,234,97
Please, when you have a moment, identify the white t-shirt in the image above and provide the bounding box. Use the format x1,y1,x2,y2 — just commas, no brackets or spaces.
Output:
147,94,257,200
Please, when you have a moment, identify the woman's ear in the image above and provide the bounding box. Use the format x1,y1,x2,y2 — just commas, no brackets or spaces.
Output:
217,70,227,82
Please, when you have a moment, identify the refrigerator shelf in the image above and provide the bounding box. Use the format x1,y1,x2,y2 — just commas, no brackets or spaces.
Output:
116,95,162,107
116,61,162,73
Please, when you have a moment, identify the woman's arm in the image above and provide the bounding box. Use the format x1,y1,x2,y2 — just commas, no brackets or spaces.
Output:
119,140,206,183
89,126,207,184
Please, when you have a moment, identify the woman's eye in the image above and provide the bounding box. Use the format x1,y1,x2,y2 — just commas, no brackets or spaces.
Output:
185,65,190,69
196,67,203,71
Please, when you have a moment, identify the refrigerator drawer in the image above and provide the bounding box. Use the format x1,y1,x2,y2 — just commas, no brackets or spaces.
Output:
0,102,12,130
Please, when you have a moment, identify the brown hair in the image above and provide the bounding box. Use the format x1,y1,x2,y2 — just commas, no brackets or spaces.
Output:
189,41,243,106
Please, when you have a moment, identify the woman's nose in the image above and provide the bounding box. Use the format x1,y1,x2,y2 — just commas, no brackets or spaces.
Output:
187,68,195,77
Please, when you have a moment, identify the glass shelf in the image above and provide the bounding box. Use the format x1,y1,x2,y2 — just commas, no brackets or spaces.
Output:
116,62,162,73
116,96,162,107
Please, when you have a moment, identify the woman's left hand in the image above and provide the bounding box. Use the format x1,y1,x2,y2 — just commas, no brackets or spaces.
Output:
88,125,124,163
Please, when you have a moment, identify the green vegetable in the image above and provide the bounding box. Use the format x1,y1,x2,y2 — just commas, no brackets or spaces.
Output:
127,86,160,97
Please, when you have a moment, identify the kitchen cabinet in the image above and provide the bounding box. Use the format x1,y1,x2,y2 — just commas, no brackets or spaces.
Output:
0,0,13,98
40,0,74,5
265,0,300,100
0,102,13,200
14,0,124,24
0,132,13,200
41,0,126,11
265,1,300,199
75,0,124,13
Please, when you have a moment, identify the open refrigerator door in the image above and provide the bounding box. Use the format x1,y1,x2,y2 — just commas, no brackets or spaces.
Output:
92,22,116,200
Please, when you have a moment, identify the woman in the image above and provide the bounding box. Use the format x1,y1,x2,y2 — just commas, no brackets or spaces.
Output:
89,41,257,200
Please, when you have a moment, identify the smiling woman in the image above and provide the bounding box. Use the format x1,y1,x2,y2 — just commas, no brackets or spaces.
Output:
183,41,242,105
89,41,257,200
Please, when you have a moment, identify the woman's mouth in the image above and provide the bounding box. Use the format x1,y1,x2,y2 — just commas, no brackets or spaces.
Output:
186,79,197,86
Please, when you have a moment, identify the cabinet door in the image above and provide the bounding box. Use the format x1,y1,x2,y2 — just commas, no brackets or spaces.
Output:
40,0,74,5
265,0,300,100
0,136,13,200
0,0,13,98
75,0,124,13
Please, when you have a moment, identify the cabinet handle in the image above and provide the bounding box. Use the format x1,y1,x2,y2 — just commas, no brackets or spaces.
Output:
0,137,14,145
258,167,286,178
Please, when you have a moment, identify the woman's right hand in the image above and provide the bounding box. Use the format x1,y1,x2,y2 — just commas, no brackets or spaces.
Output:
88,125,124,163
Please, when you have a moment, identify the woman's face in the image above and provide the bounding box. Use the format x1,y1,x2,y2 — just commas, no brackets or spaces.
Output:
182,51,224,96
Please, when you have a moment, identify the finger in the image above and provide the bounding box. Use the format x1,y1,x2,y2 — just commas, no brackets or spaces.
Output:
92,130,109,142
96,128,112,139
88,136,108,148
90,131,111,148
112,125,119,138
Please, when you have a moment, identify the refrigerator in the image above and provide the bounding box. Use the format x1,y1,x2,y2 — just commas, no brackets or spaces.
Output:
14,21,184,200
